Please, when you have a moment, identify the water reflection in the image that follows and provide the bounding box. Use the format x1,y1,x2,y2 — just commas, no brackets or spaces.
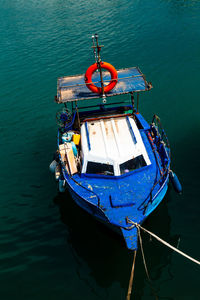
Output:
54,188,179,299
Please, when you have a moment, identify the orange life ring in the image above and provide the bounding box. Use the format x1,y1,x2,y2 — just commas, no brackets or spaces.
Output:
85,62,118,94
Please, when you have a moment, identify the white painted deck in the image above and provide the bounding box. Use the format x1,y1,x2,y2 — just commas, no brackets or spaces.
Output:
81,116,151,176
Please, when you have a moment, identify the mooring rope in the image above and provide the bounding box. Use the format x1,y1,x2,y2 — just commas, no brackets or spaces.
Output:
126,250,137,300
138,227,150,281
138,226,159,300
127,219,200,266
126,229,159,300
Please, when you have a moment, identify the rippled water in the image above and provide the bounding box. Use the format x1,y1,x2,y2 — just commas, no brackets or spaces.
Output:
0,0,200,299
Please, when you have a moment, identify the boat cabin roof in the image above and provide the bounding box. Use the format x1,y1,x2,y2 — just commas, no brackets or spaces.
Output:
81,116,151,176
56,67,152,103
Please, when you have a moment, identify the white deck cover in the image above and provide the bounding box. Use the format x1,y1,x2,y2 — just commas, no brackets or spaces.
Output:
81,116,151,175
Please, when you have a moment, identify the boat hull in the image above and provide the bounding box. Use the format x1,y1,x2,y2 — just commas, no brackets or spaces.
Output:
55,110,172,250
61,173,169,250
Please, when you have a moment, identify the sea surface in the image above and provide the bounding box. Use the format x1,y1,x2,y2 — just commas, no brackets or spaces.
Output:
0,0,200,299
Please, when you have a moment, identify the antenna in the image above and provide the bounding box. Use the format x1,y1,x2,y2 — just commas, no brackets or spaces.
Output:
91,35,97,63
91,34,106,102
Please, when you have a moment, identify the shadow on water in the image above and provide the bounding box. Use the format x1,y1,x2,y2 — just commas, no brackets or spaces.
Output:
53,187,179,299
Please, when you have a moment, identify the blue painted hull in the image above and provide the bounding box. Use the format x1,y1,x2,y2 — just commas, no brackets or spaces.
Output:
57,112,171,250
62,165,170,250
68,185,121,234
63,174,109,223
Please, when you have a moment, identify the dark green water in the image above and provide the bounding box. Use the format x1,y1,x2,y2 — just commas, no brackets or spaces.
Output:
0,0,200,299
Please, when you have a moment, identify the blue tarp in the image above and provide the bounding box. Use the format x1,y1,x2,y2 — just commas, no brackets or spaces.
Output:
57,67,152,103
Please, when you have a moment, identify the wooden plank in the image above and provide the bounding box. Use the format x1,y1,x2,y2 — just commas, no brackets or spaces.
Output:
59,143,77,175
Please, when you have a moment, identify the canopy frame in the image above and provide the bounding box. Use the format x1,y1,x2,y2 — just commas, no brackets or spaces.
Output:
56,67,152,104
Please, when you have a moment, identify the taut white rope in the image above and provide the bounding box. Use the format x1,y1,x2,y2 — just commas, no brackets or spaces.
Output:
127,219,200,266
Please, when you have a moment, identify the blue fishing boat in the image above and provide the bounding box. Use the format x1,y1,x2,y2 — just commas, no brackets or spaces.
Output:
50,35,181,250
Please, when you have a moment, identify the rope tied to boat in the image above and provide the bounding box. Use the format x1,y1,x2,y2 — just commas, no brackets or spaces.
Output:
137,225,159,300
126,224,159,300
126,218,200,266
126,250,137,300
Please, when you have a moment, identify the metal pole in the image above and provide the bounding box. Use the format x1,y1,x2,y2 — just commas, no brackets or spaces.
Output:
94,34,106,100
92,35,97,63
137,92,139,113
75,100,80,129
131,92,134,112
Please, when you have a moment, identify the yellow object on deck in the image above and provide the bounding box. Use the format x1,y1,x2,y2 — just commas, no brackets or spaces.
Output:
73,134,81,145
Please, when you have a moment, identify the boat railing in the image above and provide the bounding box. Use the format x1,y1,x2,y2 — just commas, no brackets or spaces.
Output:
60,159,101,208
151,114,171,156
138,167,169,214
64,110,77,130
70,176,101,208
138,115,171,214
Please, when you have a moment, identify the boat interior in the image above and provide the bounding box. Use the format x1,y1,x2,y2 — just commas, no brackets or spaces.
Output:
57,96,155,178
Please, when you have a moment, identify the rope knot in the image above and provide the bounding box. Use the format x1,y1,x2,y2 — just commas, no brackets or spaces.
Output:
126,217,139,229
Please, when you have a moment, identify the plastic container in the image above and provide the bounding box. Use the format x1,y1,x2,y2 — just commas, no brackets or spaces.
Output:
73,134,80,145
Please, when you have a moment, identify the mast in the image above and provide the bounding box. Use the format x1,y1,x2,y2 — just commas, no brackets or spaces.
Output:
92,34,107,103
